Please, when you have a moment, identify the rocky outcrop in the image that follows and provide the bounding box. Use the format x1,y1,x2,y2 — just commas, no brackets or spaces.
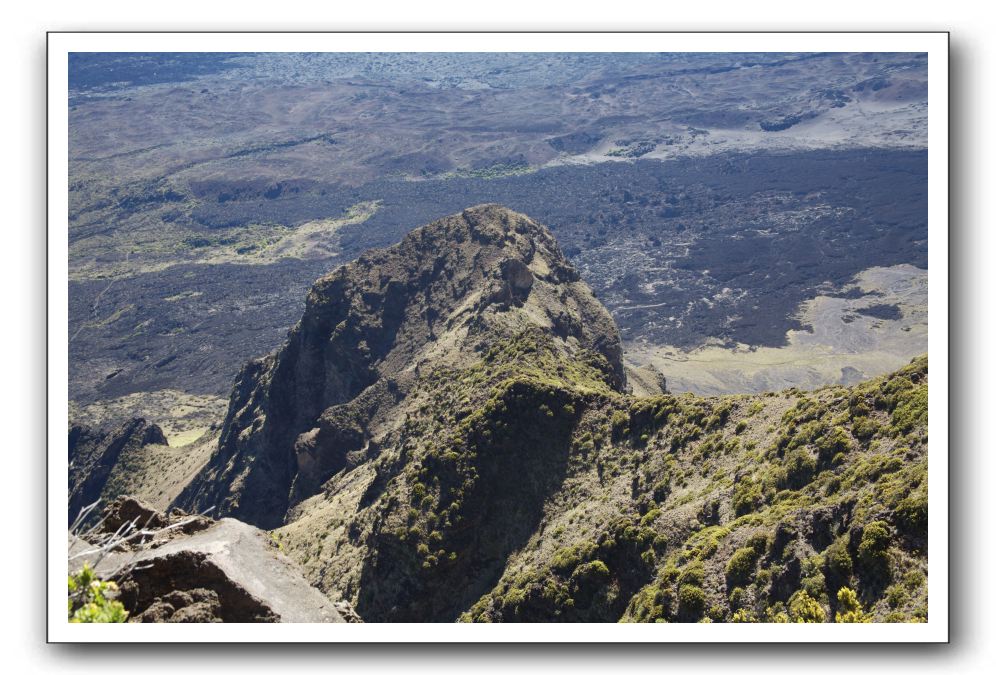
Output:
70,501,349,623
68,418,168,525
94,496,213,543
176,204,625,528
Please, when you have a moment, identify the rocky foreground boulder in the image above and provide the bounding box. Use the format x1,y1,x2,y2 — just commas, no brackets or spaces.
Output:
69,498,352,623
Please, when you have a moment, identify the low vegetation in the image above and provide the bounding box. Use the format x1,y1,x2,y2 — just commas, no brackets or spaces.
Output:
68,564,128,623
445,355,926,623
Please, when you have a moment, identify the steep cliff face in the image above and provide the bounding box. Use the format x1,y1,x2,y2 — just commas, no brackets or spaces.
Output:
176,205,626,528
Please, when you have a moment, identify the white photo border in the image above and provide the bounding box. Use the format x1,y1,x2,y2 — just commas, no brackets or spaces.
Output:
47,31,949,643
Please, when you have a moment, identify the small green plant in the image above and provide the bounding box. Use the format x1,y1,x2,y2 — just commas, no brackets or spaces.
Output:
68,563,128,623
890,387,927,434
551,540,597,574
610,410,629,429
640,508,661,527
895,492,928,539
885,584,910,609
677,562,705,588
726,546,761,587
731,607,757,622
788,590,827,623
835,587,872,623
824,537,853,586
572,560,610,582
781,448,817,489
677,584,706,618
733,478,763,516
857,521,892,581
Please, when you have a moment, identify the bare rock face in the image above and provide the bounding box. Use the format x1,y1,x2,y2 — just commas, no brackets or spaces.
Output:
491,258,535,307
176,205,625,528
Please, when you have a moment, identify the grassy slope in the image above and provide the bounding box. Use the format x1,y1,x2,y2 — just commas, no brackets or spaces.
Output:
276,329,927,623
100,432,220,513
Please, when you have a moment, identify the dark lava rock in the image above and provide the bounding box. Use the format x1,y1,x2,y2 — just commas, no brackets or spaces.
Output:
769,555,803,603
99,495,169,532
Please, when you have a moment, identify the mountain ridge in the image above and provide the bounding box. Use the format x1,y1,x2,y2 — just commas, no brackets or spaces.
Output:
68,204,928,623
174,204,627,529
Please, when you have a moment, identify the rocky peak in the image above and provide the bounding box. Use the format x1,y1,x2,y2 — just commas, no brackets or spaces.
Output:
175,205,625,528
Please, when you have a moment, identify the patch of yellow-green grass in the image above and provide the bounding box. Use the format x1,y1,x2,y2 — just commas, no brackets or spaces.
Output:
626,264,927,395
69,389,227,442
101,432,218,511
167,426,210,447
69,201,382,280
163,290,204,302
87,304,135,328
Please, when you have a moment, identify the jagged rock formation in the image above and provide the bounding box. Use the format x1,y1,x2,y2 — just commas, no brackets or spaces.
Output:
176,204,625,528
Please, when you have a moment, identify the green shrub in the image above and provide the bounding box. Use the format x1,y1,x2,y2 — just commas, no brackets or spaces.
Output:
677,563,705,588
726,546,761,587
885,584,910,609
677,584,706,618
733,478,763,516
894,492,928,539
781,448,817,489
801,572,827,600
788,590,827,623
815,427,853,463
891,388,927,434
611,410,629,429
858,521,892,569
851,416,880,442
801,555,828,599
745,532,770,555
625,584,668,623
902,569,926,592
640,508,661,527
835,587,872,623
731,608,757,623
68,564,127,623
551,540,597,573
824,537,853,587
